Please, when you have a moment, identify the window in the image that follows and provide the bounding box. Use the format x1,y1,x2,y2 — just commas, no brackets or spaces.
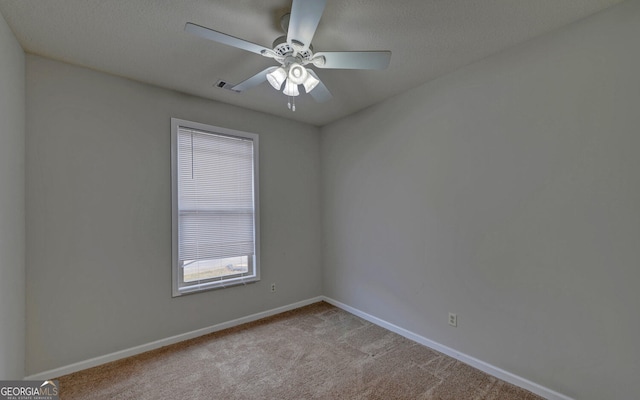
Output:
171,118,260,296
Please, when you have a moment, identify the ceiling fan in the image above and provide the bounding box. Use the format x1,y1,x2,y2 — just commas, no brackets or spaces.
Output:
185,0,391,111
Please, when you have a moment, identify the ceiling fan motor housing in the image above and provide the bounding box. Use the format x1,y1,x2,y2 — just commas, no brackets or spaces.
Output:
272,35,314,60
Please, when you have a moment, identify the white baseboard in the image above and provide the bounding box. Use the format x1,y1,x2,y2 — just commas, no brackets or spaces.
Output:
321,296,573,400
25,296,323,381
26,294,572,400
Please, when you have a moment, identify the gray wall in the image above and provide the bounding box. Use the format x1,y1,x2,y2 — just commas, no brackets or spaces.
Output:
0,11,25,380
321,1,640,399
25,55,322,375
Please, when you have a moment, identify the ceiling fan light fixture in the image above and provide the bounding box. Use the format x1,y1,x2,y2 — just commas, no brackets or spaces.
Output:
282,79,300,96
287,63,308,85
302,73,320,93
266,67,287,90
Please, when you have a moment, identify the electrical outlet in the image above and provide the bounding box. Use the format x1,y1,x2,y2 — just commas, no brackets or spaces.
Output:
448,313,457,327
270,283,276,292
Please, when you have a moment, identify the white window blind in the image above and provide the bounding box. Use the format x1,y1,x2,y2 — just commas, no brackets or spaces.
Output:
177,128,256,262
171,118,260,296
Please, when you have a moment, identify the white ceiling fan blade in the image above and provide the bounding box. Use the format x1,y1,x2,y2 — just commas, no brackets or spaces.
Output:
230,67,279,92
306,70,332,103
314,51,391,70
185,23,270,55
287,0,326,51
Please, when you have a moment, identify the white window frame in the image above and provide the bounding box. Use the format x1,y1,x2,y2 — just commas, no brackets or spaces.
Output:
171,118,260,296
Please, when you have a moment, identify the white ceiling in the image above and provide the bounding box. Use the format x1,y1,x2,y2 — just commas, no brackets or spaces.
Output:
0,0,624,126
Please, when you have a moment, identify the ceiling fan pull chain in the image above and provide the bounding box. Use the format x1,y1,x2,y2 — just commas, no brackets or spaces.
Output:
287,95,296,112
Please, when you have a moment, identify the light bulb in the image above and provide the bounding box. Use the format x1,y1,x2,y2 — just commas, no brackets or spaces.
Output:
266,67,287,90
287,63,308,85
282,79,300,96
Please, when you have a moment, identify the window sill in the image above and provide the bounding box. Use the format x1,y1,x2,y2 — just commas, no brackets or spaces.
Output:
172,276,260,297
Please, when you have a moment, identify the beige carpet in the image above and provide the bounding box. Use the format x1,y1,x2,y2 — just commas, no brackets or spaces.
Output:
57,302,544,399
